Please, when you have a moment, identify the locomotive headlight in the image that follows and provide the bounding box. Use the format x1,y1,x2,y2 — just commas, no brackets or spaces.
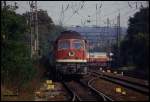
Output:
68,51,75,56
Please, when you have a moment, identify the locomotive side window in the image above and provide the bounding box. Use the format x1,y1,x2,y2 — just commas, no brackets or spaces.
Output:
72,40,83,49
58,40,70,49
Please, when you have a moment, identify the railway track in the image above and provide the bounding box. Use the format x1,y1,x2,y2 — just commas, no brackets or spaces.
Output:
91,71,149,95
62,82,76,101
62,80,113,101
87,78,114,101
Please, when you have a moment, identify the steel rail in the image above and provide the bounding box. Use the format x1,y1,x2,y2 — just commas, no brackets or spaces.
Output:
87,78,114,101
63,80,106,101
62,82,76,101
92,71,149,95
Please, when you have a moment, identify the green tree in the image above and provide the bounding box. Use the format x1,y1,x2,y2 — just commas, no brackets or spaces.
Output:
23,10,66,57
1,4,36,89
120,7,149,70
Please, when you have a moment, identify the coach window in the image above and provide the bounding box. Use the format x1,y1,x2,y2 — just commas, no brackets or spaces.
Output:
72,40,83,49
58,40,70,49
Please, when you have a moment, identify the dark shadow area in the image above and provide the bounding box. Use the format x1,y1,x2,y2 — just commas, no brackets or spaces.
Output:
39,56,55,80
39,56,84,82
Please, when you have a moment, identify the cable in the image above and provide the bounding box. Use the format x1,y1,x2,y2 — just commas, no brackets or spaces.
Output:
84,7,138,28
89,1,142,23
63,2,84,25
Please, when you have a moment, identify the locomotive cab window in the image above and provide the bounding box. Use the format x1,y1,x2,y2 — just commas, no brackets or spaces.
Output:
72,40,84,49
58,40,70,49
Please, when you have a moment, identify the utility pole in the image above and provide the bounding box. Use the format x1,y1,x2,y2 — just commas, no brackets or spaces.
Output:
98,3,102,27
59,4,64,26
3,1,6,7
29,1,33,58
35,1,39,57
2,1,7,8
107,18,110,33
96,3,97,27
107,18,110,52
29,1,39,58
116,12,120,68
117,12,120,51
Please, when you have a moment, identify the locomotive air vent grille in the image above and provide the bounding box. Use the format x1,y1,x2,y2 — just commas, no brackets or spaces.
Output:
68,51,75,56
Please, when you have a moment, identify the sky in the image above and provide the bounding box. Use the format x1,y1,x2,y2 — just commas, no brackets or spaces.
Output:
7,1,149,28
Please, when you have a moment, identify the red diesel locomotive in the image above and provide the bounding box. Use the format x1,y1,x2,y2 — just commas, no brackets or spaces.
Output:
54,31,88,76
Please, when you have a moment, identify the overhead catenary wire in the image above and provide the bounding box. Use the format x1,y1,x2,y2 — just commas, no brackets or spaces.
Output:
83,4,139,27
25,1,147,27
81,1,144,27
90,4,132,23
63,2,85,25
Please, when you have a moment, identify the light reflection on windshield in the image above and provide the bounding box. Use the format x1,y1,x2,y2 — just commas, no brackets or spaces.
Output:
72,40,83,49
58,40,70,49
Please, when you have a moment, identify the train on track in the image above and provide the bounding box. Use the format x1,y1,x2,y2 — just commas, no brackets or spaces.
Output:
54,31,88,76
52,30,112,79
87,52,111,68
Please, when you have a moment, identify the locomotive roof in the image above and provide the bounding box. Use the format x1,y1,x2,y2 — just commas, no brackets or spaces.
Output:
56,30,84,41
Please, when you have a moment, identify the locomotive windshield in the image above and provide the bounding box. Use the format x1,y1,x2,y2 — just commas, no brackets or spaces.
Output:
72,40,83,49
58,40,70,49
